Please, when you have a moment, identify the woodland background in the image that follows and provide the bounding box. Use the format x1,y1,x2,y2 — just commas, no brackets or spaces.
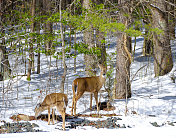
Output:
0,0,176,121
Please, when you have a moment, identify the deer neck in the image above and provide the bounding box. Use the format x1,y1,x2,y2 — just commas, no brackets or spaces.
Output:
40,103,48,111
99,73,106,84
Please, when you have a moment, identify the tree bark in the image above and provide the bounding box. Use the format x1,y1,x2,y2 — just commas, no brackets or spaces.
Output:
36,0,41,74
60,0,67,93
96,29,106,66
31,0,35,72
115,31,131,99
150,2,173,76
27,0,35,81
43,0,52,54
166,0,175,40
0,0,11,81
114,6,131,99
143,29,153,56
83,0,97,110
83,0,97,76
0,46,11,81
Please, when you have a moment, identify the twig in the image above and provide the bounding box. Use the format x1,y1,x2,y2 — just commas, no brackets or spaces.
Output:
131,64,148,82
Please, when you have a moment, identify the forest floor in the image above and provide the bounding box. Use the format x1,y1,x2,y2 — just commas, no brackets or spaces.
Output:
0,37,176,138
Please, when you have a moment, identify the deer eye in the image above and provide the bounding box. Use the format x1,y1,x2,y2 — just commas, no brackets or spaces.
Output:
36,103,41,108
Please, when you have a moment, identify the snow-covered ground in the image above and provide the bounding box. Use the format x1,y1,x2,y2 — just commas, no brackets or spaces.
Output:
0,36,176,138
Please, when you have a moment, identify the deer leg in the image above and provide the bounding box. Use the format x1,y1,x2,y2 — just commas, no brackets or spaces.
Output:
52,108,55,125
94,92,99,114
74,92,84,116
74,98,77,116
48,107,50,125
71,96,75,116
59,109,66,131
90,93,93,110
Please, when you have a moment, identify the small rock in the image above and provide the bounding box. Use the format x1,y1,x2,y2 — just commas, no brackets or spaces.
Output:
168,122,175,126
32,123,39,128
150,122,160,127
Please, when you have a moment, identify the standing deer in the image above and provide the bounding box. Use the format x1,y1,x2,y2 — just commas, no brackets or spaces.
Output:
34,93,68,130
71,64,107,116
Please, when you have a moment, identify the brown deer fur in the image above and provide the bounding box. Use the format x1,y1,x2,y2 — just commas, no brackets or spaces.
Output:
34,93,68,130
71,64,106,116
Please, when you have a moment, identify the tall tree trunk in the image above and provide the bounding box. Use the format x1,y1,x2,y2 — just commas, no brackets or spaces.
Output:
0,46,11,81
60,0,67,93
27,0,35,80
43,0,52,54
83,0,97,110
115,32,131,99
150,1,173,76
74,31,76,73
166,0,175,40
143,29,153,56
31,0,35,72
96,29,106,66
27,43,33,81
36,0,41,74
0,0,11,81
114,7,131,99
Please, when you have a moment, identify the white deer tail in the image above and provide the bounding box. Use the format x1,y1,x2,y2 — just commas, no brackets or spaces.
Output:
63,97,66,108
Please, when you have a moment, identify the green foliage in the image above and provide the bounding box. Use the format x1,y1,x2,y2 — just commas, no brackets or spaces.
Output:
27,76,31,81
125,27,142,37
150,28,164,35
74,42,101,57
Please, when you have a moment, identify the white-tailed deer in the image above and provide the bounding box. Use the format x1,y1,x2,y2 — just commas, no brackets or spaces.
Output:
71,64,107,116
34,93,68,130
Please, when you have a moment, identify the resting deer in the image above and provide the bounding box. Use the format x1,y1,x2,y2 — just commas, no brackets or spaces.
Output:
34,93,68,130
71,64,107,116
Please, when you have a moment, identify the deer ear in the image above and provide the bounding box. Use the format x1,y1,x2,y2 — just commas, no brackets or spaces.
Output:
98,64,103,69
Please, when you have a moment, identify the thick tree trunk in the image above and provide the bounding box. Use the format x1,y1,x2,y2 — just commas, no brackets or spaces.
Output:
115,31,131,99
150,3,173,76
0,0,11,81
114,0,132,99
143,29,153,56
0,46,11,81
83,0,97,110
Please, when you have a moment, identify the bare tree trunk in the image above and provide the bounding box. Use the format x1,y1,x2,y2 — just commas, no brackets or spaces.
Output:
43,0,52,54
60,0,67,93
0,0,11,81
150,1,173,76
96,29,106,65
74,31,76,73
27,43,33,81
0,46,11,81
115,32,131,99
166,0,175,40
31,0,35,72
27,0,35,80
36,0,41,74
83,0,97,110
114,8,131,99
143,29,153,56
